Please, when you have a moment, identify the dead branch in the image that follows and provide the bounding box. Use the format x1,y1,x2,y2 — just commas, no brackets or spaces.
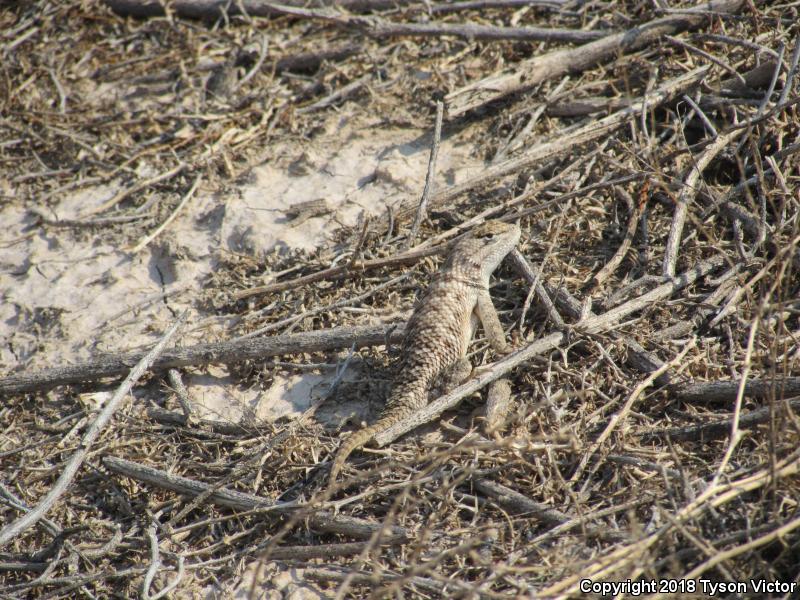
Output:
412,67,709,217
670,377,800,403
105,0,603,44
663,128,743,278
0,312,188,548
350,19,605,44
102,456,409,541
406,99,444,250
471,478,627,543
590,187,645,289
444,0,746,118
647,398,800,441
232,244,441,299
84,163,187,217
0,324,404,395
303,566,476,596
103,0,412,19
508,249,669,383
263,541,376,560
429,0,567,13
374,256,724,446
273,43,363,74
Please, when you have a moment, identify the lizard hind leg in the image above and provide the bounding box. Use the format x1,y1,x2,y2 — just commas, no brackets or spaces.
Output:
430,358,472,398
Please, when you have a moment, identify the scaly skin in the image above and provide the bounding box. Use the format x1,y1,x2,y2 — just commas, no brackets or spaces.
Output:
328,220,521,487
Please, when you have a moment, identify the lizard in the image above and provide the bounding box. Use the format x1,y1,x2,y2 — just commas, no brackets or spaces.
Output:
328,219,521,487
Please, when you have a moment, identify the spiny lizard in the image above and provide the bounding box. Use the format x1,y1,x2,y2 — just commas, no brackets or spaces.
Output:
328,220,521,486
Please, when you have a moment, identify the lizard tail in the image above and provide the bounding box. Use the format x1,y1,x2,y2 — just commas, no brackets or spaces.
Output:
328,418,393,489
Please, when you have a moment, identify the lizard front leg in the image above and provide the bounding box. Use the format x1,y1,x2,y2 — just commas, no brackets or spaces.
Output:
475,288,511,354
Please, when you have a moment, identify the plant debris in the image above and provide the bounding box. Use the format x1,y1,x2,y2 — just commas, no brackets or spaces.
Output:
1,0,799,597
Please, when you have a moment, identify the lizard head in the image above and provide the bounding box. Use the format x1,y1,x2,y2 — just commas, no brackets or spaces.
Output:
449,220,521,280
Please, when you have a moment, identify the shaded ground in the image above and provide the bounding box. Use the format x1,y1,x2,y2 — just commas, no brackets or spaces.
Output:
1,0,799,598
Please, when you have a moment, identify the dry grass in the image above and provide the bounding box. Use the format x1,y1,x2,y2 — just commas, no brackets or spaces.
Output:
1,0,799,598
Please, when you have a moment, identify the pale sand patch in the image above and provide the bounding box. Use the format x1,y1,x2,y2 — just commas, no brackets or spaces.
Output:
1,113,481,427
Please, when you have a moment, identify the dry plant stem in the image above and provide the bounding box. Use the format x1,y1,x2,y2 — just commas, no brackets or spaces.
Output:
102,456,409,541
507,249,564,328
274,43,363,74
405,100,443,250
0,324,405,395
665,35,746,85
146,407,246,435
605,454,682,480
421,67,709,216
262,541,375,560
649,398,800,441
663,128,743,277
471,478,626,543
429,0,568,13
569,339,696,484
303,567,476,597
343,19,604,44
84,163,187,217
508,249,666,380
103,0,412,18
444,0,744,117
538,450,800,596
107,0,603,44
129,174,201,254
676,515,800,589
374,256,723,446
671,376,800,403
591,195,644,288
232,244,441,299
296,73,372,114
0,311,188,548
142,519,185,600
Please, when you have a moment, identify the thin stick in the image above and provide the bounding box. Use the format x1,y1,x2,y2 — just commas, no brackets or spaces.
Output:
84,163,187,217
663,128,742,278
105,0,603,44
665,35,747,85
417,67,709,218
0,323,405,395
0,311,188,548
352,19,604,44
405,100,443,250
232,243,441,300
590,190,645,288
507,249,564,329
569,339,695,483
777,33,800,106
509,249,667,381
232,34,267,92
709,314,758,487
536,451,800,595
102,456,409,541
429,0,567,13
296,73,372,114
374,256,723,446
444,0,745,117
670,376,800,403
471,478,627,542
647,398,800,441
129,174,201,254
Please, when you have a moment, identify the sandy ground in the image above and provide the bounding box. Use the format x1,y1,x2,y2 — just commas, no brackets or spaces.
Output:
1,113,481,431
